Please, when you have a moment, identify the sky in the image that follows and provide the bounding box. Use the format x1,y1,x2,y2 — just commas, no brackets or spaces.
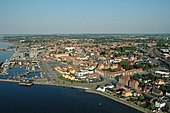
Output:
0,0,170,34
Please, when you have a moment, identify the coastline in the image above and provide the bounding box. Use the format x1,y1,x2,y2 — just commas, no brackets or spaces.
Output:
85,89,148,113
34,82,149,113
0,79,148,113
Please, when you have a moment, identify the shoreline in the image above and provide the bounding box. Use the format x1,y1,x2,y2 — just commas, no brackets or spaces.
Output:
35,82,149,113
0,79,148,113
85,89,148,113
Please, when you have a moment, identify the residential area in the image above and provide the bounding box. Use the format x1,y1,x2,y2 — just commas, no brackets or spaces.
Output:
1,34,170,112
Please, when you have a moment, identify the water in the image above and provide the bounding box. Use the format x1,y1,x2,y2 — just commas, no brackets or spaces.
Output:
0,67,41,79
0,42,13,63
0,50,13,63
0,82,142,113
0,42,13,48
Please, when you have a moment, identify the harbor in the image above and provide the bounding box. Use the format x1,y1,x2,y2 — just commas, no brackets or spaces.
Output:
0,41,42,86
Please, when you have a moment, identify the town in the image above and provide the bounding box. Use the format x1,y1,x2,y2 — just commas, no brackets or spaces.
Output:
0,34,170,113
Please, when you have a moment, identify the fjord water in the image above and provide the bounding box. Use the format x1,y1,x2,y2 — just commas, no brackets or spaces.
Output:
0,82,142,113
0,42,13,63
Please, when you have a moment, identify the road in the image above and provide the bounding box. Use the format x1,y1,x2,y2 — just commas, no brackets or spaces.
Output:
39,58,116,88
152,48,170,69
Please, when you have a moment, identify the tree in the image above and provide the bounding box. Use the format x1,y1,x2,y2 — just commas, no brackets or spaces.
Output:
147,102,155,110
138,94,145,101
147,73,156,81
120,60,132,70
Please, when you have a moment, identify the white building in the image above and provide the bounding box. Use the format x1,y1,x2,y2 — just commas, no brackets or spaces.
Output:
13,52,25,60
75,70,93,77
106,84,115,89
155,100,166,108
29,48,38,58
96,86,106,92
155,70,169,76
65,47,75,51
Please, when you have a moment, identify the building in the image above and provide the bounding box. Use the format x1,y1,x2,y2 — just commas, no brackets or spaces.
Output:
65,47,75,51
13,52,25,60
152,88,163,96
128,79,139,89
155,79,165,85
116,83,124,89
54,53,69,58
119,75,130,86
155,100,166,108
122,90,132,97
29,48,38,58
96,86,106,92
75,70,93,77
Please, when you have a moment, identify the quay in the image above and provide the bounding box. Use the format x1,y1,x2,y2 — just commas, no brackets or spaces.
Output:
19,79,34,86
0,79,18,83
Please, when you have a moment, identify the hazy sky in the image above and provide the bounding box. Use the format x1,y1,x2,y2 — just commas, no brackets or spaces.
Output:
0,0,170,34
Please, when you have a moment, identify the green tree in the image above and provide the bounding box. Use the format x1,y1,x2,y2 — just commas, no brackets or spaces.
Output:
147,102,155,110
138,94,145,101
120,60,131,70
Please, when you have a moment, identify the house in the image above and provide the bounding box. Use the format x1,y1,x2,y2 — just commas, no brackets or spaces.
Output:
85,73,100,79
128,79,139,89
105,88,116,94
54,53,69,58
133,91,142,97
122,90,132,97
125,68,143,75
152,88,163,96
143,86,152,93
165,92,170,98
105,70,126,78
65,47,75,51
116,83,124,89
29,48,38,58
137,100,147,106
155,100,166,108
64,65,77,74
155,70,169,76
155,79,165,85
96,86,106,92
112,57,123,63
75,70,94,77
62,74,78,81
119,75,130,86
105,84,115,89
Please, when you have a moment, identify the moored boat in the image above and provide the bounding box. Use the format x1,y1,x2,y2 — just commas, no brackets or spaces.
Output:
19,79,34,86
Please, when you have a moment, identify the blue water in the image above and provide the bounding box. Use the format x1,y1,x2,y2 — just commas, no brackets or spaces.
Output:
0,82,142,113
0,50,13,63
0,42,13,48
24,72,41,78
0,66,40,79
0,42,13,63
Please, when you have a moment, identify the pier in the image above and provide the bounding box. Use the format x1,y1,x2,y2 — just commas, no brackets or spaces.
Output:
0,48,8,51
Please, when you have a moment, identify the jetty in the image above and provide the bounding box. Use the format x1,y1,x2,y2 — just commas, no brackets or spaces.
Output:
19,79,34,86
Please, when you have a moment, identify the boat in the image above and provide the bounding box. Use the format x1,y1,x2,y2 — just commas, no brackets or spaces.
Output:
19,79,34,86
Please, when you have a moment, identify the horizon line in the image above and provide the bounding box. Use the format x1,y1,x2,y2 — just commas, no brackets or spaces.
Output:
1,32,170,35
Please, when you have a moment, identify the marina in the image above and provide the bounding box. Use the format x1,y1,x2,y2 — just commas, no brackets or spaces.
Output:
0,42,42,86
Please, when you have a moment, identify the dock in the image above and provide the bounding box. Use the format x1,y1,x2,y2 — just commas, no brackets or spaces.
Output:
19,79,34,86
